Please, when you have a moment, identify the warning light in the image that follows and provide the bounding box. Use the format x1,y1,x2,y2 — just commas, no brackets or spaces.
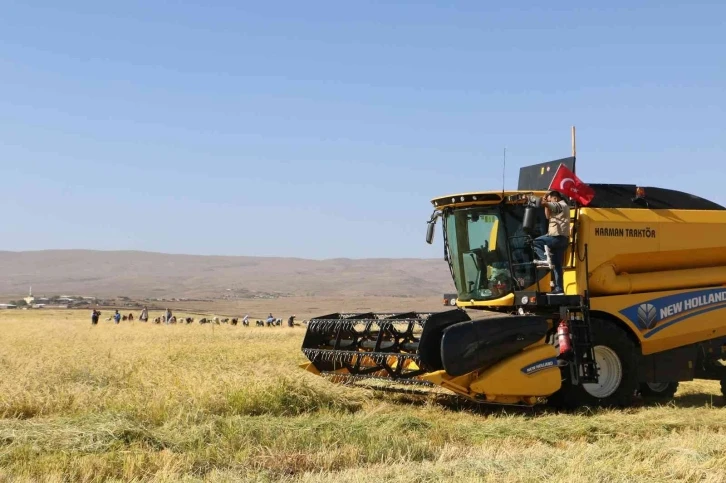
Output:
635,187,646,198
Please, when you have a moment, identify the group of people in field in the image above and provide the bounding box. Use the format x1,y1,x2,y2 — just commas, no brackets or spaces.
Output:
90,309,134,325
91,307,299,327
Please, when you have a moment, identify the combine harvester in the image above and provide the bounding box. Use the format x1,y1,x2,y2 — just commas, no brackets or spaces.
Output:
301,131,726,407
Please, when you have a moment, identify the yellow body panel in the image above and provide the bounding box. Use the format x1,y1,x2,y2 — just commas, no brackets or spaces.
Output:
459,292,515,307
469,344,561,397
577,207,726,354
419,371,477,398
579,208,726,278
419,344,560,403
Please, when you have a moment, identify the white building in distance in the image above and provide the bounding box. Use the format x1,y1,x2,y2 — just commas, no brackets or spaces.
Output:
24,286,35,306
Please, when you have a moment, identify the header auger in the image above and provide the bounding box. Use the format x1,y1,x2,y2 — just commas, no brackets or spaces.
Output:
301,138,726,408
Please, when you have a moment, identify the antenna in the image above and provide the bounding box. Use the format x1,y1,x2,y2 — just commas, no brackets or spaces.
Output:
571,126,577,173
501,147,506,196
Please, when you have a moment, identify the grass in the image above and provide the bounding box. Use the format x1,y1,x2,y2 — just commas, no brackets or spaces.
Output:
2,310,726,482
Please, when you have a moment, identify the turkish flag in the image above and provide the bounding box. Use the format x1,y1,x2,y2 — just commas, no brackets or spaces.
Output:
548,163,595,206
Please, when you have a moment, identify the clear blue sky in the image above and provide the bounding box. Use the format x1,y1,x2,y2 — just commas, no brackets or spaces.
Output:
1,1,724,259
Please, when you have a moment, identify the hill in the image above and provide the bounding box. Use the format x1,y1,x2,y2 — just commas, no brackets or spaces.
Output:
0,250,455,299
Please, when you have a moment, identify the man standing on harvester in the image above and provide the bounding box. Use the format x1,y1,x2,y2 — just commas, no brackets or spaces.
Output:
531,190,571,294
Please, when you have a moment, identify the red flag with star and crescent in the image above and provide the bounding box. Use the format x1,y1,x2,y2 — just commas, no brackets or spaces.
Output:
548,163,595,206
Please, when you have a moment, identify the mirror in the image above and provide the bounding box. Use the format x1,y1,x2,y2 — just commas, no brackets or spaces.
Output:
426,211,441,244
426,221,436,244
522,206,535,234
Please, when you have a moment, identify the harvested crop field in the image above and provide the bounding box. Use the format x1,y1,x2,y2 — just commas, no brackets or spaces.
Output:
2,310,726,482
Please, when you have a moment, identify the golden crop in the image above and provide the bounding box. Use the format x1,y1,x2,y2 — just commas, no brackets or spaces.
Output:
2,310,726,482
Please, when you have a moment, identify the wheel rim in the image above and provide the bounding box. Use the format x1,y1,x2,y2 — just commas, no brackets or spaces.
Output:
583,345,623,399
645,382,670,393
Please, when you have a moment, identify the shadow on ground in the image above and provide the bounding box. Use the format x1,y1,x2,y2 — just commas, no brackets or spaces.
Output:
365,385,726,417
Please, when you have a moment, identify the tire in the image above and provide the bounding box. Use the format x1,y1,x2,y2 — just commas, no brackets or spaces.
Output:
548,318,639,409
639,382,679,401
721,379,726,399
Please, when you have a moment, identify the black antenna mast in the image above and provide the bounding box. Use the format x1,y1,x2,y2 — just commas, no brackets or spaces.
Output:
571,125,577,173
501,147,506,196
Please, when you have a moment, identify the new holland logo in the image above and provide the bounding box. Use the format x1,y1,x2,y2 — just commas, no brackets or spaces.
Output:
521,357,558,375
637,303,658,329
620,288,726,336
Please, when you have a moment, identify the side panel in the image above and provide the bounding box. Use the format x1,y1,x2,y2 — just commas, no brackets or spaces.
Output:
579,208,726,296
590,287,726,355
562,268,577,294
469,344,561,396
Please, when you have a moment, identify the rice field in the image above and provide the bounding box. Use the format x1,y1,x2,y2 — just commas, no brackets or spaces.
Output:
2,309,726,482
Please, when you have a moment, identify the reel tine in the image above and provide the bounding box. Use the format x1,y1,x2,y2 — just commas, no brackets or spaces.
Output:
303,312,433,381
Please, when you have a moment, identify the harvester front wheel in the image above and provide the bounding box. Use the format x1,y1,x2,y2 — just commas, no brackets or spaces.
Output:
548,318,639,409
639,382,679,401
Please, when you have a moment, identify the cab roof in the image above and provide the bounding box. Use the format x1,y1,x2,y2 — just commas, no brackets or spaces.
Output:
431,184,724,211
431,190,541,210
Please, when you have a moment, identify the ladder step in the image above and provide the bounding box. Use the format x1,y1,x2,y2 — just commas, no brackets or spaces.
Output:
559,304,599,385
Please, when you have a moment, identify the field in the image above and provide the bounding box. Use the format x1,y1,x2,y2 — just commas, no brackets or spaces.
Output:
2,310,726,482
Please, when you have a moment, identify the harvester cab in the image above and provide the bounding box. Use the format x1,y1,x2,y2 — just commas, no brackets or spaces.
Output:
426,156,575,308
301,148,726,409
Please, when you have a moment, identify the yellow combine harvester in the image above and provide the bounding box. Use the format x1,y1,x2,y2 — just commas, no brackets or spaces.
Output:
300,155,726,408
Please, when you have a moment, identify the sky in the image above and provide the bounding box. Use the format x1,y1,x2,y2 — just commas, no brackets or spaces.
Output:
1,1,724,259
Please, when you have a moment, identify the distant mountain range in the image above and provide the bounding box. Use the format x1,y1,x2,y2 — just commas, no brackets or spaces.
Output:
0,250,455,299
